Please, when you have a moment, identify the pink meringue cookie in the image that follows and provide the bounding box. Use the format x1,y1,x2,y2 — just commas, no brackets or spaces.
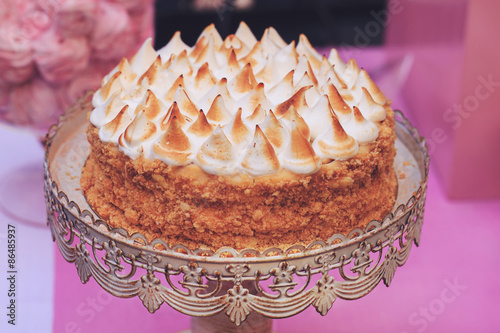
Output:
66,65,109,107
54,0,97,38
108,0,154,12
90,2,135,61
126,1,155,50
33,28,91,83
18,8,53,40
0,25,36,84
8,78,61,130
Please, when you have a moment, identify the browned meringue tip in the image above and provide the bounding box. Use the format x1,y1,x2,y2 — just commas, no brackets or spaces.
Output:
98,71,122,101
235,21,258,47
198,23,223,49
153,115,192,165
194,62,217,87
357,69,387,104
138,55,162,86
352,105,367,123
123,108,157,147
275,85,311,117
224,108,251,146
328,48,346,72
190,35,207,60
227,49,240,70
230,63,257,94
280,106,311,141
246,104,267,125
287,120,317,161
162,102,191,130
171,49,193,76
325,83,352,116
104,105,131,138
343,58,360,88
164,74,185,103
241,125,280,175
263,27,287,47
188,110,214,138
134,89,163,120
206,94,232,125
220,34,248,59
111,58,136,83
330,111,351,141
173,86,199,118
297,34,321,70
239,41,263,68
324,66,348,90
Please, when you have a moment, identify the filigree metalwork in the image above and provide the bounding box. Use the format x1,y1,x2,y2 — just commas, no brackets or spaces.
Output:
44,109,429,326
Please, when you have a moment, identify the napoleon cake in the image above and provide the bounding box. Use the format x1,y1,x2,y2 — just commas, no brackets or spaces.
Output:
80,22,397,251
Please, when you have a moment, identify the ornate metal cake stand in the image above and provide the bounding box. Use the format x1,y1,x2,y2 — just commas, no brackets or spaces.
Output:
44,100,429,332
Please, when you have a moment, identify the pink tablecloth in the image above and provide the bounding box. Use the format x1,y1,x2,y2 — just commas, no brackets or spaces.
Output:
52,165,500,332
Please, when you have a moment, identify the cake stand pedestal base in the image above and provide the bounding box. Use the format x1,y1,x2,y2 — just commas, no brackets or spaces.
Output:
191,311,273,333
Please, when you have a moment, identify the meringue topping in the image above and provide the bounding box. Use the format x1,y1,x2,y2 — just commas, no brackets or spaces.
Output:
90,23,391,177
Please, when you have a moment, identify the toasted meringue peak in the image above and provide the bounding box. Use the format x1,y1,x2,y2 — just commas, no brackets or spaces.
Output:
193,36,219,70
222,108,251,149
221,34,249,59
196,126,237,175
122,108,158,150
228,63,257,98
198,78,234,112
355,69,387,105
259,110,288,154
91,23,391,177
264,27,288,48
206,94,233,126
134,90,165,120
91,92,127,127
281,121,321,175
129,38,157,76
255,55,275,86
93,71,123,106
301,94,336,140
138,56,163,87
218,49,241,80
294,56,318,87
241,126,280,176
188,110,215,140
102,57,136,90
190,36,208,60
152,115,192,165
327,48,346,74
245,104,267,128
343,106,379,144
325,83,352,123
279,106,311,141
161,102,192,131
296,34,322,71
323,65,347,90
275,85,310,118
190,62,217,96
164,75,185,104
198,23,223,50
173,86,199,119
100,105,133,142
235,21,258,49
158,31,191,61
357,87,386,122
343,59,360,89
312,115,359,161
169,49,193,77
267,70,294,104
238,41,264,69
237,82,273,118
274,41,298,80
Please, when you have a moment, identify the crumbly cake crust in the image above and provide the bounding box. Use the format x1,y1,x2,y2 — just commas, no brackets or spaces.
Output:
81,101,397,250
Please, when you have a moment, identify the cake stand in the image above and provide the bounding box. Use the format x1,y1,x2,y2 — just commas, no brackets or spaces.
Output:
44,100,429,332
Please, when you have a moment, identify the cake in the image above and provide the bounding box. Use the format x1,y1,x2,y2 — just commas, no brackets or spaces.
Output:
80,22,397,251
